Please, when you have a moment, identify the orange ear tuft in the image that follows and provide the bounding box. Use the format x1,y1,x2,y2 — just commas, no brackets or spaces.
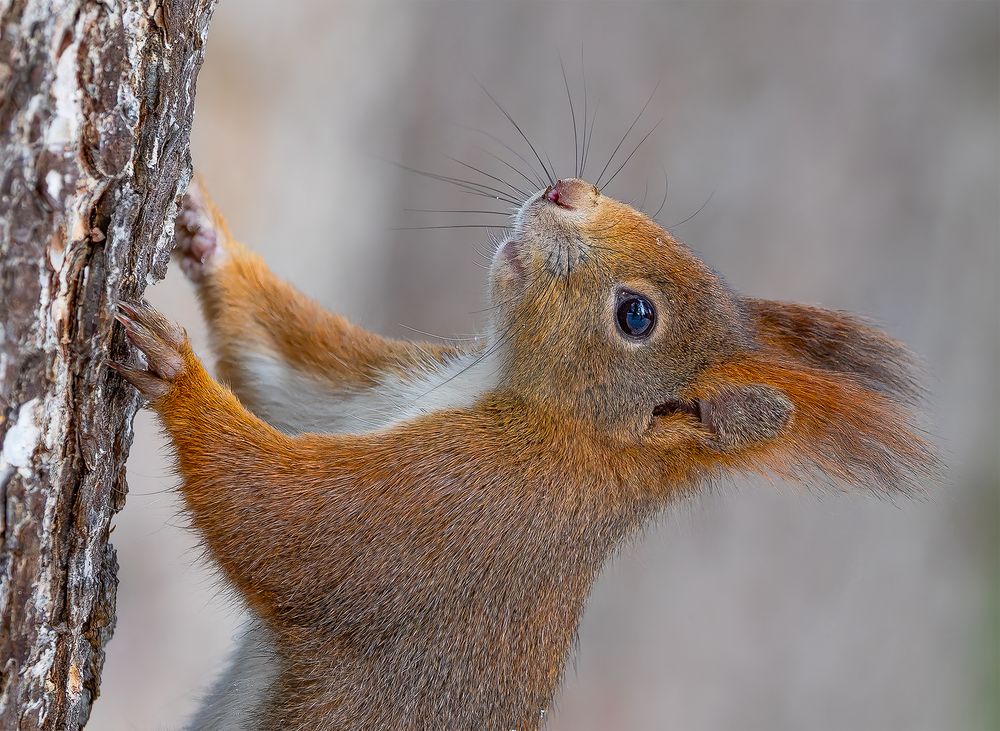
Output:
743,298,924,403
691,355,936,496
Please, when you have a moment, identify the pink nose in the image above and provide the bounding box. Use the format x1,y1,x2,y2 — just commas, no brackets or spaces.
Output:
544,178,594,209
546,183,563,205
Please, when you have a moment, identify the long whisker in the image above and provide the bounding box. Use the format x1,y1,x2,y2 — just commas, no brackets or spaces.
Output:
398,324,485,342
404,208,512,215
594,77,661,188
413,301,522,401
599,118,663,192
476,78,555,186
447,155,531,200
468,297,517,315
579,44,588,179
474,146,541,192
582,100,599,179
431,165,526,203
458,125,547,189
457,190,522,206
653,164,670,219
559,53,580,179
388,161,523,205
667,189,716,229
391,224,512,231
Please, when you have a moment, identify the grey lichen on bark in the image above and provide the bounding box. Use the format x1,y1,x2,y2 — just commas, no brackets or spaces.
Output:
0,1,217,728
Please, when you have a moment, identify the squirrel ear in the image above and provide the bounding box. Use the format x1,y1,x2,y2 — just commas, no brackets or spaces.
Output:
696,384,793,451
743,298,921,401
679,355,934,495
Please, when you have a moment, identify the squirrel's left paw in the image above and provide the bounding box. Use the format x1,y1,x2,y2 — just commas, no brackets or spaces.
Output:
175,177,225,283
109,302,188,401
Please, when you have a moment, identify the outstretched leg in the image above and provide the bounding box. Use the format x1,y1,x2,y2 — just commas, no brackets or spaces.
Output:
108,301,515,630
109,301,340,622
173,178,458,433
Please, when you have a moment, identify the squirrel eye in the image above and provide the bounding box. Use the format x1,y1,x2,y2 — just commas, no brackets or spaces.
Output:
616,294,656,339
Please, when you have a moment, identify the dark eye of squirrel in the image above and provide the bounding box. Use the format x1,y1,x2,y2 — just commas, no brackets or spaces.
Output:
616,294,656,339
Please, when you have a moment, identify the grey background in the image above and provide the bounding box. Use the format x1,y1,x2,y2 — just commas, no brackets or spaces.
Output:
91,2,998,729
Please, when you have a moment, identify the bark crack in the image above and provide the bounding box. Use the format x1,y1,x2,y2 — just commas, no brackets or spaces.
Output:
0,1,218,728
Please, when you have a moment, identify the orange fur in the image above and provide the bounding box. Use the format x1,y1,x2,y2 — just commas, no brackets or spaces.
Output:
116,176,934,730
188,185,456,400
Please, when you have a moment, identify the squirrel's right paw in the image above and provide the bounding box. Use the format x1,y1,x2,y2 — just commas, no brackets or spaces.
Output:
109,302,188,402
175,178,224,283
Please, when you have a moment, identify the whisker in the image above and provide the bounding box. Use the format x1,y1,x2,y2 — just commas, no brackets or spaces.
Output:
474,145,542,192
458,124,548,188
653,164,670,219
582,100,599,179
559,52,580,179
391,224,511,231
476,78,555,186
399,324,484,342
412,315,518,401
468,298,515,315
458,190,522,206
667,189,715,229
447,156,530,200
599,118,663,193
389,160,523,206
438,162,528,203
579,44,588,179
404,208,511,215
595,77,661,188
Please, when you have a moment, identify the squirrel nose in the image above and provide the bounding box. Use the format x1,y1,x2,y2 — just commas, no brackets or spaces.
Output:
545,178,596,210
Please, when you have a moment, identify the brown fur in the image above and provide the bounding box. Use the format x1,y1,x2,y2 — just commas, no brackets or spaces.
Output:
113,177,933,730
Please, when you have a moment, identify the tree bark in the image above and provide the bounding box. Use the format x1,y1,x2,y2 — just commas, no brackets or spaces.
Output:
0,2,216,727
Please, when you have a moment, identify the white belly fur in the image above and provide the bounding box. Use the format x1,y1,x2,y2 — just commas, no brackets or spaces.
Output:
186,622,279,731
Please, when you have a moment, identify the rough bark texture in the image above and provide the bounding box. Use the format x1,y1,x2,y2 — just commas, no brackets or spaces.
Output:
0,1,216,727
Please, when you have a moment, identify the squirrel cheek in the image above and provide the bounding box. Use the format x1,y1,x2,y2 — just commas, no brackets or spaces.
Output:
644,409,702,446
491,239,528,295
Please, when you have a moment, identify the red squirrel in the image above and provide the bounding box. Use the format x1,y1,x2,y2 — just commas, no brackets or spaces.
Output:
111,175,932,730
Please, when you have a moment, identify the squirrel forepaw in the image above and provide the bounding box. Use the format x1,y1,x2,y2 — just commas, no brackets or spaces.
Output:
174,178,223,282
109,302,188,402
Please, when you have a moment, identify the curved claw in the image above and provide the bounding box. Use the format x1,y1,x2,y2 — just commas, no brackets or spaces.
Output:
107,359,172,401
110,302,188,401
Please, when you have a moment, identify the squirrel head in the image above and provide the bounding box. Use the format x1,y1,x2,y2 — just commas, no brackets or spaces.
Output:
490,178,932,495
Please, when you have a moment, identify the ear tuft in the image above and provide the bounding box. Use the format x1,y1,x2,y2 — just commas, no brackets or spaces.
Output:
699,385,793,450
690,357,936,496
744,298,923,402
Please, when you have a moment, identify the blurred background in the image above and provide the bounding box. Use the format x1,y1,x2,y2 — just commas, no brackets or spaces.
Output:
90,2,998,729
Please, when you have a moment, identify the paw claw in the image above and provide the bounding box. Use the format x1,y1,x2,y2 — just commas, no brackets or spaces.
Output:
107,358,172,401
111,302,188,400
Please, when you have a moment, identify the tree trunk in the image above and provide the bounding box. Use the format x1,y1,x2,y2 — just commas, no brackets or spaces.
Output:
0,2,216,727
